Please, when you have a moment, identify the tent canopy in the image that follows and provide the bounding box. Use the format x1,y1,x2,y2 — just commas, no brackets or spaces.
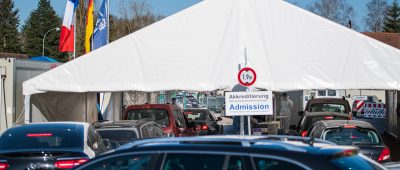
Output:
23,0,400,96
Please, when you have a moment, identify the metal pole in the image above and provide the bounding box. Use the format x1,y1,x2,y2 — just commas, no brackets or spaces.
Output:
73,13,76,59
107,0,110,44
24,95,31,124
248,115,251,135
42,27,59,57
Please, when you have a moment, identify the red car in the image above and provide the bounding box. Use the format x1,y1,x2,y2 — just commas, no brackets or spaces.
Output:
123,104,197,137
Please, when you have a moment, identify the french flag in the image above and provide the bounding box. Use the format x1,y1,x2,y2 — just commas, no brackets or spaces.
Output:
59,0,79,52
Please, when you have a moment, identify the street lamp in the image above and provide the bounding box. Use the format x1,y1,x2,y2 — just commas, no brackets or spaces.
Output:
42,27,60,57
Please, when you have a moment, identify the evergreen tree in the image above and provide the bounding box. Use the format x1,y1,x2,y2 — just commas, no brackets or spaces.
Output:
22,0,67,61
383,0,400,33
0,0,21,53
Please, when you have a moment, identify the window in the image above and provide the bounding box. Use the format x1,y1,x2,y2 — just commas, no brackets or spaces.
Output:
0,128,83,150
82,154,157,170
126,109,170,127
331,155,385,170
162,153,225,170
322,128,381,145
327,90,337,96
97,129,137,145
227,156,245,170
310,104,346,113
173,110,186,128
317,90,326,97
252,157,306,170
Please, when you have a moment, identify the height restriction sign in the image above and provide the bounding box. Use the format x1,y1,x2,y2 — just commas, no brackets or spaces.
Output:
238,67,256,86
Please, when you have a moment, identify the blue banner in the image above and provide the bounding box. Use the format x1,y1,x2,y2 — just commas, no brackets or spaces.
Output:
93,0,108,50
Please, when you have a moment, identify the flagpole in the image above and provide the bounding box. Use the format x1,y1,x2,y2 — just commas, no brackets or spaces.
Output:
107,0,109,44
73,12,76,59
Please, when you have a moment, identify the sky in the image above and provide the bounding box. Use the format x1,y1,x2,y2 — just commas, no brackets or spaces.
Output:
13,0,397,31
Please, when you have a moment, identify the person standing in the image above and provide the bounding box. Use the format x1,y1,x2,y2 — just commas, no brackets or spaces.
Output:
280,93,293,134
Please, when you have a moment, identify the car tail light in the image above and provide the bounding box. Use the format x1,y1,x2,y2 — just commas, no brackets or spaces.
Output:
26,133,52,137
201,125,209,130
0,162,9,170
55,158,89,169
301,130,308,137
378,147,390,162
343,124,356,128
324,116,334,120
330,149,359,160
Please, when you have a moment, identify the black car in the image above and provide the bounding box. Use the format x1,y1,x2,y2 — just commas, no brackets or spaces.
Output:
307,120,390,163
292,112,351,137
73,136,385,170
184,108,223,135
0,122,108,170
93,120,165,146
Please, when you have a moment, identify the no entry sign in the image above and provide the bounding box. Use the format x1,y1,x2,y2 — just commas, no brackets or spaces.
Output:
238,67,256,86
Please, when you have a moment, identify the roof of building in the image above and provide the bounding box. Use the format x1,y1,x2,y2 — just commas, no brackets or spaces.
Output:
0,53,29,59
363,32,400,49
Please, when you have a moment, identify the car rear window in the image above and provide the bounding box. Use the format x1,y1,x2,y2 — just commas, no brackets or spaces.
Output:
185,110,210,121
323,128,381,145
331,154,385,170
304,116,350,130
310,103,347,113
97,129,137,145
126,108,170,127
0,128,83,150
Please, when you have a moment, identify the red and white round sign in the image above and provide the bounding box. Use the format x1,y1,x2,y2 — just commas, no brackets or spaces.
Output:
238,67,257,86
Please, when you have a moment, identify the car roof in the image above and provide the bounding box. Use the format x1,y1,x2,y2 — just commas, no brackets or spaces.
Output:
11,122,87,130
125,104,180,110
307,98,349,105
93,120,155,129
114,135,355,157
184,108,210,112
318,120,376,129
305,112,349,117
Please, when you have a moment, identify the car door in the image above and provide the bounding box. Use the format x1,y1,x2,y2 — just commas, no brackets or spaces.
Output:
172,109,193,136
161,153,252,170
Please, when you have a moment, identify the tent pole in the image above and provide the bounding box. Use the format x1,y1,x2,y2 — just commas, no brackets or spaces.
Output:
24,95,31,124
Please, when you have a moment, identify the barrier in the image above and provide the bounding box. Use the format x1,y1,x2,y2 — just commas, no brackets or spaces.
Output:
363,102,386,118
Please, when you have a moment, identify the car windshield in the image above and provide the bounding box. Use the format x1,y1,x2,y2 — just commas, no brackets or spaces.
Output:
97,129,137,145
0,128,83,150
310,103,347,113
126,109,170,127
185,110,211,121
323,128,381,145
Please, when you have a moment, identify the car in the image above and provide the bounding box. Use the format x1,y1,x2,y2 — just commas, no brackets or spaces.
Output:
123,104,197,137
93,120,165,146
0,122,108,170
73,136,385,170
292,112,351,137
184,108,223,135
292,97,352,136
307,120,391,163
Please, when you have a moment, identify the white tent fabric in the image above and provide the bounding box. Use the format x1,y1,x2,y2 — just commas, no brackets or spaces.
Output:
24,0,400,96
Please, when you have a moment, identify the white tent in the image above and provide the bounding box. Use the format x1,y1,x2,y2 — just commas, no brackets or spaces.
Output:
22,0,400,123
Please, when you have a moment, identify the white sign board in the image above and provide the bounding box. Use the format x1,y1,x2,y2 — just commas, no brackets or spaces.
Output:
225,91,273,116
352,95,368,101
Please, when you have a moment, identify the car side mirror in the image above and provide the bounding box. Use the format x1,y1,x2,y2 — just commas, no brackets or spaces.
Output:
217,117,223,121
102,139,120,150
298,111,305,117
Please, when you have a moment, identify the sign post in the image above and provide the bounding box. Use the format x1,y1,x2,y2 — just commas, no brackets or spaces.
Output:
226,67,273,135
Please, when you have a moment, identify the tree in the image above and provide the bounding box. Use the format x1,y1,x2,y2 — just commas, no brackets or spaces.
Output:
308,0,356,28
21,0,66,61
365,0,388,32
111,0,161,41
383,0,400,33
0,0,21,53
